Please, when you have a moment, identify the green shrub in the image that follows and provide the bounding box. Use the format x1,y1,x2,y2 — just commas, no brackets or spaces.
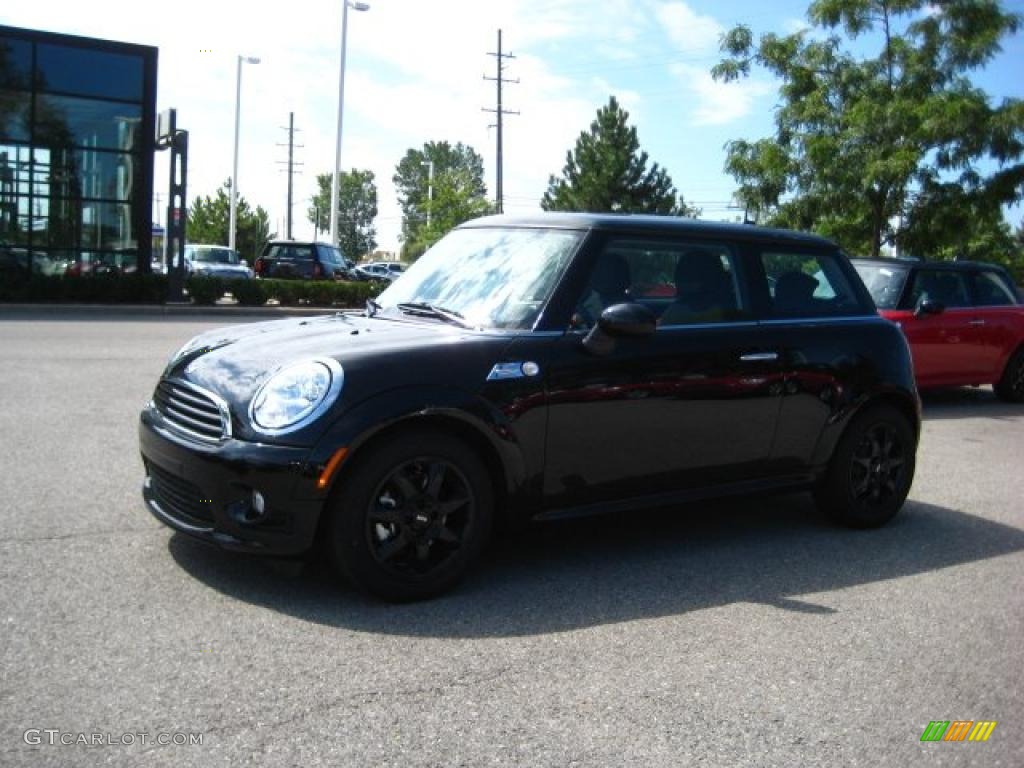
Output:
231,279,267,306
185,276,224,305
0,272,168,303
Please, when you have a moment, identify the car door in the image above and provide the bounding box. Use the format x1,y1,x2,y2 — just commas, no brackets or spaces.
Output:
967,268,1024,381
541,235,784,512
894,267,988,386
755,247,884,473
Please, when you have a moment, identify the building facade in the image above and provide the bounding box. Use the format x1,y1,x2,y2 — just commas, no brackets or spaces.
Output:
0,25,157,276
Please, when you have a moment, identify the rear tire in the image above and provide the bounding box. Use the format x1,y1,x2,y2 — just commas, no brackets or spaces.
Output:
327,430,493,601
994,348,1024,403
814,405,915,529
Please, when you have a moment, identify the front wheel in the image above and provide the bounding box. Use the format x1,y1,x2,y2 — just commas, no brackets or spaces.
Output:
994,348,1024,403
327,430,493,601
815,405,916,529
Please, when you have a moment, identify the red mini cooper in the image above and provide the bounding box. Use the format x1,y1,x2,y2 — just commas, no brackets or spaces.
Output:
853,258,1024,401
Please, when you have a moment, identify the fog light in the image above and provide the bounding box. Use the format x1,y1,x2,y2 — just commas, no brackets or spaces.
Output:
251,490,265,517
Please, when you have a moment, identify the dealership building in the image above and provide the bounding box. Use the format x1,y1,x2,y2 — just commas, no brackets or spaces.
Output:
0,25,157,275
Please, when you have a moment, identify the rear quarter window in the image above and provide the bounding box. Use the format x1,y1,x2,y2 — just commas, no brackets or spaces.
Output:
266,244,315,262
760,251,868,318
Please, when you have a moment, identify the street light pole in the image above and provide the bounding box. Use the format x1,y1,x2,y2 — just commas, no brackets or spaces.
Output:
230,55,260,252
330,0,370,247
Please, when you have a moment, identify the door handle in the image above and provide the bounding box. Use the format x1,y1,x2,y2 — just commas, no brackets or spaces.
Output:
740,352,779,362
968,319,986,326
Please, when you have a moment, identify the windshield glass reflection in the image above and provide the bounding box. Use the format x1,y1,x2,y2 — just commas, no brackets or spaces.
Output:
375,227,583,330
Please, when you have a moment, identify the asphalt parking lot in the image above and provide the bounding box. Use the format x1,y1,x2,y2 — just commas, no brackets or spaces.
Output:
1,311,1021,768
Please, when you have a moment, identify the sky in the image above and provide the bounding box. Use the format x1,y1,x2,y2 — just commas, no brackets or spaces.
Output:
3,0,1023,255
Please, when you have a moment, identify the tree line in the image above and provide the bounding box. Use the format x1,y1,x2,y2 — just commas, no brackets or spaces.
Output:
189,0,1023,276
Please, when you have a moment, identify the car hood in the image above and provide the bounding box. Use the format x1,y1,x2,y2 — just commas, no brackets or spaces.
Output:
167,313,510,423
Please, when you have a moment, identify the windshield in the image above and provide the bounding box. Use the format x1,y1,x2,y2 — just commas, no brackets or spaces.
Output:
193,247,239,264
853,262,910,309
375,227,584,330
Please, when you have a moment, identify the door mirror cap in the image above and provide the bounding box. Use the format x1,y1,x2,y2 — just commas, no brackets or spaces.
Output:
915,298,945,317
598,303,657,337
582,303,656,355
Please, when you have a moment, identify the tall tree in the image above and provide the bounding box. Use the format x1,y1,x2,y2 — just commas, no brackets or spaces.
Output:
713,0,1024,257
402,166,493,260
393,141,489,258
308,169,378,259
186,180,274,262
542,96,697,216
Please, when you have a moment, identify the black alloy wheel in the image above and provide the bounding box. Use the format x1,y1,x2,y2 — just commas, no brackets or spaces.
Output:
849,422,906,508
328,431,493,601
994,349,1024,403
365,458,475,577
815,405,915,528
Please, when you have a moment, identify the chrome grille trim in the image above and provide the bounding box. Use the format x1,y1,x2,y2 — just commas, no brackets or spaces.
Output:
153,378,232,442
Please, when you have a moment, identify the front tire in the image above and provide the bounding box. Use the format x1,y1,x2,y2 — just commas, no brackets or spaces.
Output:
994,348,1024,403
815,405,915,528
327,430,493,601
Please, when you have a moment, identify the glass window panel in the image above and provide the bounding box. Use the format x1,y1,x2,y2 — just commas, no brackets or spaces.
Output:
81,200,134,251
0,88,31,141
907,269,970,308
36,44,143,102
0,38,32,89
761,251,863,318
34,147,138,201
972,271,1018,306
35,94,142,151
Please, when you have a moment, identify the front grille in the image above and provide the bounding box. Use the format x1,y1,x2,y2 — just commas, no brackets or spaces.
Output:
153,379,230,441
147,462,214,526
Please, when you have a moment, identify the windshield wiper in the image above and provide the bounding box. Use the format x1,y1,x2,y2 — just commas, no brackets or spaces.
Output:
395,302,474,329
366,297,382,317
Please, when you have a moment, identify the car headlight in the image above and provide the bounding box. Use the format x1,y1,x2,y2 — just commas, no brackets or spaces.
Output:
249,358,344,435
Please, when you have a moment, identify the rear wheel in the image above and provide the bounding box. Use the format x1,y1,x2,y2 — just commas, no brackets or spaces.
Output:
994,348,1024,403
327,430,493,601
815,405,915,528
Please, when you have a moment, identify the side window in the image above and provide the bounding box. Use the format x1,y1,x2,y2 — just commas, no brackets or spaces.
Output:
761,251,863,318
572,239,743,328
907,269,970,309
972,271,1018,307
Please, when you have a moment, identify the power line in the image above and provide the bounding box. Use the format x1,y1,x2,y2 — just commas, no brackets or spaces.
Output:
483,29,519,214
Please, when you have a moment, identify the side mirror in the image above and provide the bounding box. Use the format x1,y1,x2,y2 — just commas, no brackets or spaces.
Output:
582,303,656,355
915,298,945,317
241,258,249,267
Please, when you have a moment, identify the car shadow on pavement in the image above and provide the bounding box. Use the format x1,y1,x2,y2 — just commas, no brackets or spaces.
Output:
920,387,1022,421
168,494,1024,638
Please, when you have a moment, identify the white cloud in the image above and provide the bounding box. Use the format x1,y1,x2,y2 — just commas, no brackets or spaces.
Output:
653,1,724,53
671,64,774,126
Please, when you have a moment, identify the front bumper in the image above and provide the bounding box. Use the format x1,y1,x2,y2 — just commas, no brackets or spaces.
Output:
139,404,325,556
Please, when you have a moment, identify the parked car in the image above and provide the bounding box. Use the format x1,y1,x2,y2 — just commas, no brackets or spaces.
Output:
184,244,253,280
254,241,353,280
852,257,1024,402
140,213,920,601
354,261,405,282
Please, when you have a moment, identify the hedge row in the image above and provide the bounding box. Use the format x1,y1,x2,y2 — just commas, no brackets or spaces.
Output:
187,276,385,307
0,272,384,308
0,273,168,304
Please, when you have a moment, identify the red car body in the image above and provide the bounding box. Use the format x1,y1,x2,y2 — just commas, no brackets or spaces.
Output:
853,258,1024,399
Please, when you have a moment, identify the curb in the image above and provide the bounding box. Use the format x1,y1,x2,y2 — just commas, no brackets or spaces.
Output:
0,303,359,319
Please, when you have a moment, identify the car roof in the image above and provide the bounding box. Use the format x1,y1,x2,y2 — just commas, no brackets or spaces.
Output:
265,240,329,247
851,256,1009,272
459,212,837,247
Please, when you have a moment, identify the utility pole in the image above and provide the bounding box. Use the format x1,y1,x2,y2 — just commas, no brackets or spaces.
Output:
483,29,518,214
276,112,303,239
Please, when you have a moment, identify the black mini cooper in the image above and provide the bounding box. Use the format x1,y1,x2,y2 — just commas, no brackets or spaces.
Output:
140,214,920,600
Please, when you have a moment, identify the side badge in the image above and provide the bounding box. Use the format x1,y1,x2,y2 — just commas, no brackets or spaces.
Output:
487,361,541,381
